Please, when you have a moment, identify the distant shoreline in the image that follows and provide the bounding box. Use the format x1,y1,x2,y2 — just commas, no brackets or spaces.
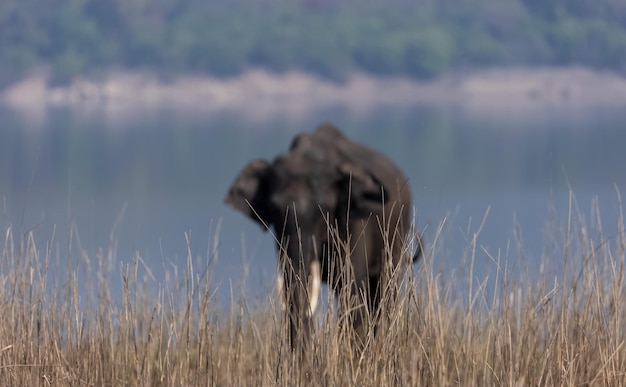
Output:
2,67,626,121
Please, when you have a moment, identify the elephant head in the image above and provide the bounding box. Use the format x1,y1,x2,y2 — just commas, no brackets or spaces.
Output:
225,123,417,348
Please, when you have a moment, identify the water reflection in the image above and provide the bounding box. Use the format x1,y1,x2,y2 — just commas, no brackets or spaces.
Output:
1,106,625,307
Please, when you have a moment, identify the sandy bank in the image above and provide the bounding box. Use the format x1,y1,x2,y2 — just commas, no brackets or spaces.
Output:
2,67,626,121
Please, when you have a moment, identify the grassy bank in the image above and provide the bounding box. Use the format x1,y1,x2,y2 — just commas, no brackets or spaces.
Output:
1,197,625,386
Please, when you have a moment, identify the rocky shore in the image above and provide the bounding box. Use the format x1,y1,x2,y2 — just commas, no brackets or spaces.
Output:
2,67,626,121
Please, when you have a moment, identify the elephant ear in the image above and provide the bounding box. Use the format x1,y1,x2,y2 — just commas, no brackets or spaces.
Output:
225,159,272,230
337,162,387,205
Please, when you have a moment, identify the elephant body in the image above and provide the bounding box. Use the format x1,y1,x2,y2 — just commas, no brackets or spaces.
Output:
225,123,419,348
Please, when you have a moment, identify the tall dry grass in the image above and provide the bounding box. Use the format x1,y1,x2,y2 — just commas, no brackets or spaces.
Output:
1,194,625,386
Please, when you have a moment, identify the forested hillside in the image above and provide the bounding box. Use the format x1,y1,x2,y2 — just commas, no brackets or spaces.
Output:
1,0,626,86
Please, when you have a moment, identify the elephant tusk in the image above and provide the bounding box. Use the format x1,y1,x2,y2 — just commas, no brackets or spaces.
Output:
307,260,321,317
276,271,286,311
276,261,321,316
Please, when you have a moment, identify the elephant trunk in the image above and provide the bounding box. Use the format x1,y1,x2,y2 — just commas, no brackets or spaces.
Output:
279,232,322,348
276,260,321,316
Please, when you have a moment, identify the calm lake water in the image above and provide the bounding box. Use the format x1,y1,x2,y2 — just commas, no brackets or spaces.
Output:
1,105,625,308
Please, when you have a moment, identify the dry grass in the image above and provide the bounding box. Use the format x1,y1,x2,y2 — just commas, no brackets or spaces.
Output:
1,195,626,386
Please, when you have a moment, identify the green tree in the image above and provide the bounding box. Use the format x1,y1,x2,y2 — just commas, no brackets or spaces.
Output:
404,27,454,79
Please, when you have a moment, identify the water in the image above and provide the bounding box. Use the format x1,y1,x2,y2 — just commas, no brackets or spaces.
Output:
1,105,625,308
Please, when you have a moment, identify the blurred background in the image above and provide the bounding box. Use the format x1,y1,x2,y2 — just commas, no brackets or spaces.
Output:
1,0,626,84
1,0,626,307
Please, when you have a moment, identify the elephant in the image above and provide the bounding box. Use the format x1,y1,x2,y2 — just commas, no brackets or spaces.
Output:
225,123,420,349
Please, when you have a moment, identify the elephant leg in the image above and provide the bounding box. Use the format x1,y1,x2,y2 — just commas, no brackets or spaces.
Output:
349,282,371,346
368,276,382,322
376,251,406,334
346,272,385,343
341,272,400,346
333,278,370,347
346,275,382,346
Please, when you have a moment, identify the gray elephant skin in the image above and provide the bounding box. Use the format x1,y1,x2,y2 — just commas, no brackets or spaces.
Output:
225,123,420,348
